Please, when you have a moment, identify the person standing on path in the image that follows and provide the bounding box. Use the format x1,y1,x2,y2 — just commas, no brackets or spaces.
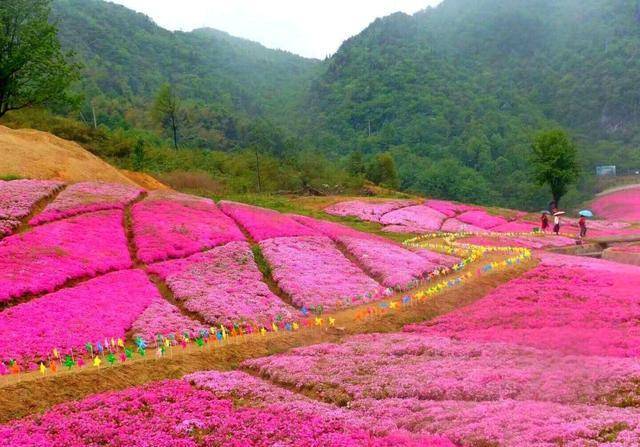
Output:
553,214,561,235
541,213,549,232
578,216,587,239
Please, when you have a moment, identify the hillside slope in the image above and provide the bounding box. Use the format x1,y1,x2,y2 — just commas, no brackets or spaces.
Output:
0,125,162,187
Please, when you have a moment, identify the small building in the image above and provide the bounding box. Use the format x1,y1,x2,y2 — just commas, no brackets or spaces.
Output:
596,165,617,176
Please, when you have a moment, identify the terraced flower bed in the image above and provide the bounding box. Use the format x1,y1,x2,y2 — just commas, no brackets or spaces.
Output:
0,373,454,447
132,192,244,263
324,199,416,223
219,201,319,241
0,179,63,236
148,241,294,326
130,296,207,342
406,254,640,357
592,186,640,222
260,236,382,310
0,210,131,302
0,270,157,367
30,181,143,225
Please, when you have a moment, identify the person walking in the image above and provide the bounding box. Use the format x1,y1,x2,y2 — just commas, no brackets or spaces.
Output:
541,212,549,232
578,215,587,239
553,213,561,235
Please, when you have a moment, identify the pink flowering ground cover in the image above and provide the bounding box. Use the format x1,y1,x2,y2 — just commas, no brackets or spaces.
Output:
219,201,319,241
0,375,454,447
440,217,487,233
0,179,63,236
244,333,640,406
131,296,207,342
592,186,640,221
379,205,447,232
260,236,382,309
324,199,417,223
132,192,244,263
0,270,155,366
292,214,452,289
30,181,143,225
407,254,640,357
0,210,131,302
148,241,294,325
423,199,480,217
456,210,509,229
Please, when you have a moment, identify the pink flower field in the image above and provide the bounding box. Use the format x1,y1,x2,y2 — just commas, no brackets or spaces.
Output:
132,191,245,263
30,181,143,225
130,296,207,341
219,200,319,240
591,186,640,221
0,270,156,366
379,205,447,231
0,209,131,302
260,236,382,309
407,254,640,357
147,241,294,326
0,179,63,236
324,199,417,222
456,210,509,229
0,373,454,447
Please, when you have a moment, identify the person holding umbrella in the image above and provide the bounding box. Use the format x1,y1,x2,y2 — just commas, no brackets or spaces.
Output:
553,211,565,235
578,210,593,239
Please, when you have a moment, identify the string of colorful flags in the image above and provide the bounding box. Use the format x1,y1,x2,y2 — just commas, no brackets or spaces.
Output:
1,230,533,383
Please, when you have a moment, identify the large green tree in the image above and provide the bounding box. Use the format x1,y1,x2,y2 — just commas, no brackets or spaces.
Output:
0,0,77,117
530,129,580,205
151,84,181,149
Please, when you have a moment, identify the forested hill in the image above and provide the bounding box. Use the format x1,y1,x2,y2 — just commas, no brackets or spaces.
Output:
308,0,640,206
51,0,319,152
45,0,640,208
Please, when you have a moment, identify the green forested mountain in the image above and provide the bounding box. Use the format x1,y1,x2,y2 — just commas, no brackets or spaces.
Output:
23,0,640,207
51,0,319,153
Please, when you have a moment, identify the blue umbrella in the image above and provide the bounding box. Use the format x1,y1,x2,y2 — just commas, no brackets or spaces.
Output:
579,210,594,218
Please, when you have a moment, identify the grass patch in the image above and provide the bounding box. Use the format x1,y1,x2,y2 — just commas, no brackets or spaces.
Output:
0,174,23,181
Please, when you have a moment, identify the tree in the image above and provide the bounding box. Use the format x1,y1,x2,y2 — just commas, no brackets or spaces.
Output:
366,153,399,189
347,150,365,176
131,138,145,171
0,0,78,118
152,83,181,149
530,129,580,205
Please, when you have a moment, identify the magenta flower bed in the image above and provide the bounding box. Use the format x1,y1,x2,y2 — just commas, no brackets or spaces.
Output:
491,220,538,233
351,397,640,447
406,254,640,357
148,241,293,325
423,199,479,217
379,205,446,232
456,210,508,229
132,192,244,263
244,333,640,406
131,296,206,341
324,199,416,223
219,201,319,241
339,236,440,289
0,269,155,366
292,214,450,289
592,186,640,221
0,179,63,221
260,236,382,310
440,217,486,233
0,210,131,302
0,376,454,447
30,181,143,225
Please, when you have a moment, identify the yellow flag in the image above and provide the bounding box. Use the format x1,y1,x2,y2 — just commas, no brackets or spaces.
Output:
260,327,267,336
389,301,398,309
271,322,279,332
93,357,101,367
314,317,323,326
328,317,336,326
39,362,46,376
292,322,299,331
164,339,170,348
117,338,125,348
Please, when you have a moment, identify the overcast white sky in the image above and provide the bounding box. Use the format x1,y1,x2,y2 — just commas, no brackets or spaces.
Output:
108,0,442,59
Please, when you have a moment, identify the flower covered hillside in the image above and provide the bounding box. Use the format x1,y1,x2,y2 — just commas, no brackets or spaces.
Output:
0,210,131,302
406,254,640,357
30,181,144,225
132,191,244,263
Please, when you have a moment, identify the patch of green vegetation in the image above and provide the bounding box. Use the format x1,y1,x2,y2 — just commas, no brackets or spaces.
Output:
0,174,23,181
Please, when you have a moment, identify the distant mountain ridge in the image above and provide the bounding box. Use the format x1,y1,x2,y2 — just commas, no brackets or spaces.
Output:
49,0,640,208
